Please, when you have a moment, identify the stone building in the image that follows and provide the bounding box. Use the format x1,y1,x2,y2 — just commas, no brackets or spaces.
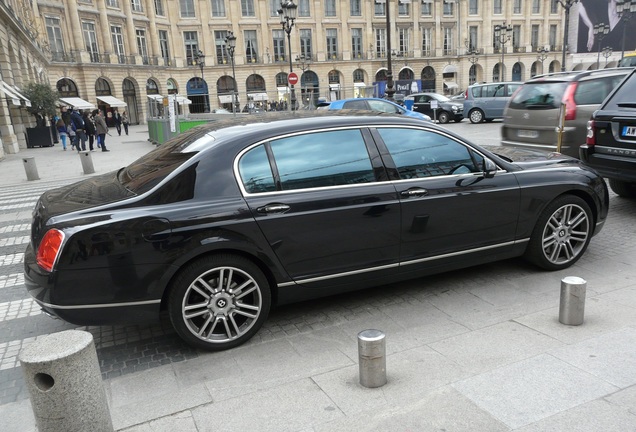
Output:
2,0,622,158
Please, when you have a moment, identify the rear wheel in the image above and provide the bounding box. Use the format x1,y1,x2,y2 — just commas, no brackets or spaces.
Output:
469,109,484,124
438,111,450,124
608,179,636,198
168,254,271,351
524,195,592,270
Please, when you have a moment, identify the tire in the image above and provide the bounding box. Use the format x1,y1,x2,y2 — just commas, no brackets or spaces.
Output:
524,195,593,271
608,179,636,198
438,111,450,124
469,109,484,124
168,254,271,351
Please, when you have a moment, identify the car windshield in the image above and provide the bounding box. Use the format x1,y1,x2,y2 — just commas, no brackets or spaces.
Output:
118,128,209,194
508,82,567,109
432,94,452,102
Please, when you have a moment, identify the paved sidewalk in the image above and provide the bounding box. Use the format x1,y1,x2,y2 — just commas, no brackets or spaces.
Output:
0,125,156,188
1,124,636,431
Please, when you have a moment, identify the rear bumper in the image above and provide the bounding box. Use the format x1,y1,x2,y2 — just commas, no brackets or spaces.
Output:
580,145,636,183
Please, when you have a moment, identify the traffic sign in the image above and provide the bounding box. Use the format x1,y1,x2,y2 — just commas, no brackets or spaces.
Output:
288,72,299,86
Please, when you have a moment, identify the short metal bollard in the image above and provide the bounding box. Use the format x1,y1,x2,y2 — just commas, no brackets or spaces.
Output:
358,329,387,388
22,157,40,181
559,276,587,326
19,330,113,432
79,151,95,174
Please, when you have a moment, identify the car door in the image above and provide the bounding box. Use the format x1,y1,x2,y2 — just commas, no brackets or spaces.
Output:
238,127,401,288
413,94,433,117
371,126,521,273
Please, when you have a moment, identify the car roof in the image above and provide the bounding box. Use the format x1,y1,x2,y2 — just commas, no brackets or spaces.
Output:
468,81,522,87
526,67,632,83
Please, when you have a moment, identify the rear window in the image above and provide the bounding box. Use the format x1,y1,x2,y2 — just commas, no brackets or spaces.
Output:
508,82,568,110
574,74,628,105
603,72,636,110
618,55,636,68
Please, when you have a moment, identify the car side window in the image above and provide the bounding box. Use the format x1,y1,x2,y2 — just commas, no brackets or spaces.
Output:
238,144,276,193
368,100,398,113
506,83,521,96
492,84,506,97
377,128,482,178
470,86,482,98
342,100,369,110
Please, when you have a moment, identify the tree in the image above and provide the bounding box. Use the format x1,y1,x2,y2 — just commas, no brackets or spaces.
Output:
22,82,59,127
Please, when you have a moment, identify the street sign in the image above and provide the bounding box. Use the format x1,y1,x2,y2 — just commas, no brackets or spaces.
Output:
288,72,299,86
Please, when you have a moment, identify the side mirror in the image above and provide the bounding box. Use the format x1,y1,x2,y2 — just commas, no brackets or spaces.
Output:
483,158,497,178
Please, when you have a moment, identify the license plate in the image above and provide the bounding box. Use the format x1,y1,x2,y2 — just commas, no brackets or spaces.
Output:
623,126,636,137
518,130,539,139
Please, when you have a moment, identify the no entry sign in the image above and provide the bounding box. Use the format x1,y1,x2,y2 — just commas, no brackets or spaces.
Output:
288,72,299,86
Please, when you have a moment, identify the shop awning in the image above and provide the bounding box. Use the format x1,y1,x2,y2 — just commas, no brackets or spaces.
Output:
248,92,268,101
0,81,22,106
147,94,163,101
354,82,366,87
175,96,192,105
443,82,459,90
96,95,127,107
59,97,95,110
6,84,31,107
218,95,240,104
443,64,458,74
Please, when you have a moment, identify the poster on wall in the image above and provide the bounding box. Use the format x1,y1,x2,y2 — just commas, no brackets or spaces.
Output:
573,1,635,54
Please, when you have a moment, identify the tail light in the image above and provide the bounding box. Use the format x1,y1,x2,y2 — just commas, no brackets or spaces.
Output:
562,82,578,121
464,89,468,98
36,229,65,272
586,120,596,146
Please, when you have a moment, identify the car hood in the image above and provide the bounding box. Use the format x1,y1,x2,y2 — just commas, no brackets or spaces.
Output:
36,170,135,218
482,145,577,167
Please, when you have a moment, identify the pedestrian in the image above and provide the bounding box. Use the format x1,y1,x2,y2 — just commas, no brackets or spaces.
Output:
69,107,88,151
56,118,68,150
114,110,122,136
121,111,129,135
82,110,97,151
93,109,110,152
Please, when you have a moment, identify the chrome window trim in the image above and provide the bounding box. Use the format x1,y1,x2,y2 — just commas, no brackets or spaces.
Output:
34,299,161,310
278,238,528,287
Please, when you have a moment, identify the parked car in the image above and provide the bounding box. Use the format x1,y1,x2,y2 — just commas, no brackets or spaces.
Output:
501,68,630,158
406,92,464,123
580,68,636,197
25,112,608,351
463,81,522,123
618,52,636,68
317,97,431,121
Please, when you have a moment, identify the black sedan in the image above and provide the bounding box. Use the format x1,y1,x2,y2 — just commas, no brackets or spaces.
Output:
25,112,608,351
406,92,464,123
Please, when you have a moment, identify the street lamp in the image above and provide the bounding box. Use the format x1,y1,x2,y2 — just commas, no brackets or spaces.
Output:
494,23,512,82
382,0,395,101
465,47,479,85
296,54,312,106
602,46,613,67
556,0,579,72
594,23,610,68
537,46,549,74
224,31,237,115
278,0,298,111
617,0,636,61
193,49,205,80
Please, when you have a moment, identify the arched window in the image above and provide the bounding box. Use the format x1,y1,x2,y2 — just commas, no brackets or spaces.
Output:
512,63,522,81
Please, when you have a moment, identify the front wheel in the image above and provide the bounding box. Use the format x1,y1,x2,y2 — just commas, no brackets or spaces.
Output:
469,109,484,124
524,195,593,270
438,111,450,124
168,254,271,351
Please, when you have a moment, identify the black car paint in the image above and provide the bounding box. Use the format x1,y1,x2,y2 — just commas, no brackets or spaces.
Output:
24,112,608,327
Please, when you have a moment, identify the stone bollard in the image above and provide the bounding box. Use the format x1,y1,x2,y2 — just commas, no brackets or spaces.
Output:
22,157,40,181
19,330,113,432
79,151,95,174
559,276,587,326
358,329,387,388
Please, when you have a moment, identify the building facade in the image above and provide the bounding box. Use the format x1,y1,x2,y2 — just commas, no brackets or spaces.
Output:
1,0,625,158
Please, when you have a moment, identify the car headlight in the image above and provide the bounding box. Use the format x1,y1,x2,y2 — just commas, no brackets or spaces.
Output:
452,106,459,112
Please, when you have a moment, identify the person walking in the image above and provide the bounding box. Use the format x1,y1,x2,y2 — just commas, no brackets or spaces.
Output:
69,108,88,151
114,110,122,136
121,111,129,135
56,118,68,150
82,110,97,151
93,109,110,152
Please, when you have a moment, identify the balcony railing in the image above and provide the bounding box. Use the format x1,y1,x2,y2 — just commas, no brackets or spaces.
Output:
50,50,78,63
513,46,527,53
117,54,137,65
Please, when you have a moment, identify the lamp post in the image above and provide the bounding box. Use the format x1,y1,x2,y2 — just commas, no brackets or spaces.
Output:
278,0,298,111
617,0,636,61
537,46,549,74
602,46,613,67
556,0,579,72
224,31,237,115
296,54,312,106
383,0,395,101
494,23,512,82
466,49,479,85
594,23,611,68
193,49,205,80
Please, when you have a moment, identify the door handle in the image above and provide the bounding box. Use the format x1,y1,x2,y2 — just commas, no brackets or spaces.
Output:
256,204,291,213
400,188,428,197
